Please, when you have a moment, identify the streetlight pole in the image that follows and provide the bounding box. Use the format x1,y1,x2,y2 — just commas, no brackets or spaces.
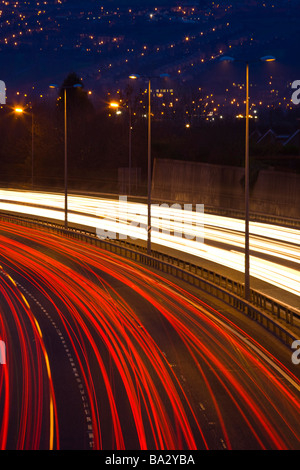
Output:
245,62,250,300
128,101,132,196
129,73,169,256
147,78,151,255
14,104,34,188
50,82,82,229
64,87,68,229
219,55,275,301
31,108,34,188
129,74,152,254
109,99,133,196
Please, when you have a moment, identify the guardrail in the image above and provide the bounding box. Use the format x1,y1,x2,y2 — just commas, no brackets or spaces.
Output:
0,212,299,347
151,196,300,230
68,190,300,230
1,184,298,229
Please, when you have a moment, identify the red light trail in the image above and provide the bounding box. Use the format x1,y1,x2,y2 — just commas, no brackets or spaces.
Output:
0,221,299,450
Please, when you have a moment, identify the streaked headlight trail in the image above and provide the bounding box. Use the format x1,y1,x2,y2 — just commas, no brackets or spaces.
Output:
0,220,299,449
0,189,299,297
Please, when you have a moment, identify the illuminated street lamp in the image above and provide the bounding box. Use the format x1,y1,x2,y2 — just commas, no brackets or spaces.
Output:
49,82,83,229
220,55,276,301
109,99,133,195
129,73,170,255
14,104,34,188
109,101,119,109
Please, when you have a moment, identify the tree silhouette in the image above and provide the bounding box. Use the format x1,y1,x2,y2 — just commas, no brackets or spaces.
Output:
58,72,94,117
55,72,95,173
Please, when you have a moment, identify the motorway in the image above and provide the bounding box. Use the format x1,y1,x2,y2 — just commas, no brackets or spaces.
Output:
0,219,300,450
0,189,299,299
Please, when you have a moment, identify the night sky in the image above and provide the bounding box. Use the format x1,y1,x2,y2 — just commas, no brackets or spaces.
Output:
0,2,300,453
1,0,300,105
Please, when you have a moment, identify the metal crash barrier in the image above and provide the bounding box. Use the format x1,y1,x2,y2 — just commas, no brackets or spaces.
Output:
0,213,298,347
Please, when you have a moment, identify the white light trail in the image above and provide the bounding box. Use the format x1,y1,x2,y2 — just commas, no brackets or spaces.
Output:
0,190,299,297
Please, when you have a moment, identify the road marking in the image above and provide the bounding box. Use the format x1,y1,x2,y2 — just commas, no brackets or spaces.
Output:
161,281,300,393
0,269,95,448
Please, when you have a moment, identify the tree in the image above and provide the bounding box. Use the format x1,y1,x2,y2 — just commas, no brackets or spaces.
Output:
55,72,95,172
58,72,94,117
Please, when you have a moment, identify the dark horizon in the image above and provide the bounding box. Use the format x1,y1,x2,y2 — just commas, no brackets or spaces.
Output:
1,0,300,101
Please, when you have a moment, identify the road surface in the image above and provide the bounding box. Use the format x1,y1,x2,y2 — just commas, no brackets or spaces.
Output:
0,190,299,300
0,220,299,450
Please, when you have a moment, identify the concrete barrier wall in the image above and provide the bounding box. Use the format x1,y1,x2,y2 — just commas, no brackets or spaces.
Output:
152,159,300,219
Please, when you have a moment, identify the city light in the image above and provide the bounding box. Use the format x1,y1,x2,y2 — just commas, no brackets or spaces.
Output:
0,1,299,452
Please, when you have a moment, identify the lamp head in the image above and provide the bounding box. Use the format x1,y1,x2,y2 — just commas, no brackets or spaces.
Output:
219,55,235,62
260,55,276,62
